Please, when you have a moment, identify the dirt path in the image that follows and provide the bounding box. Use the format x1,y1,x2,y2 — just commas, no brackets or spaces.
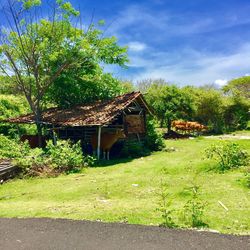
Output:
0,218,249,250
205,134,250,140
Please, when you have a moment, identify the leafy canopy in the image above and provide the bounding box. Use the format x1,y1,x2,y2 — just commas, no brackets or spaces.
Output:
146,81,194,130
223,76,250,99
0,0,128,127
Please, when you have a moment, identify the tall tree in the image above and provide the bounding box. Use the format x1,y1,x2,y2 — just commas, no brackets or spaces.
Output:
192,88,226,133
136,78,165,94
223,95,249,131
146,81,194,132
46,67,127,108
223,76,250,100
0,0,128,141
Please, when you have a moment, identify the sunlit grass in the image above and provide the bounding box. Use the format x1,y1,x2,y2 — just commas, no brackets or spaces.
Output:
0,135,249,234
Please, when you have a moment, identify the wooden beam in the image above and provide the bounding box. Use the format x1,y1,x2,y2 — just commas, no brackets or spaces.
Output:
52,125,57,146
97,126,102,160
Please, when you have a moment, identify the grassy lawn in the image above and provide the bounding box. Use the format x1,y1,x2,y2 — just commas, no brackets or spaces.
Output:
0,136,249,234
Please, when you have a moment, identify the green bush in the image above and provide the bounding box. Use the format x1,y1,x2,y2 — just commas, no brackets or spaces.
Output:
242,167,250,189
183,184,207,228
224,97,250,131
120,140,148,158
120,119,164,158
0,95,31,137
205,142,249,172
156,183,176,228
45,140,95,172
14,148,45,175
0,135,95,176
0,134,30,159
144,119,165,151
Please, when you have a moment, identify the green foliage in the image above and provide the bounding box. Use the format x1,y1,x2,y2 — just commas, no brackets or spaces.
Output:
243,168,250,188
0,76,21,95
146,81,195,131
183,184,207,228
224,76,250,99
0,135,95,176
120,119,164,158
192,87,226,134
0,0,128,135
137,81,249,134
156,182,176,228
0,134,30,159
45,140,95,171
47,70,126,108
120,140,147,158
0,136,249,234
205,142,249,172
0,95,30,136
19,0,41,10
224,96,250,131
144,119,165,151
59,1,80,17
14,147,45,174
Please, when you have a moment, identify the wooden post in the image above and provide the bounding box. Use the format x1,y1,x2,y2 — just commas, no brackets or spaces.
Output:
97,126,102,160
52,129,57,146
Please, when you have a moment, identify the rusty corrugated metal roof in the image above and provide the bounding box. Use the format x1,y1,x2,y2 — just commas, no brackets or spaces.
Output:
3,92,151,126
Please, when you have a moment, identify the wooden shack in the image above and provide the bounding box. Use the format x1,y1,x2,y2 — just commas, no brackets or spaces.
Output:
4,92,152,159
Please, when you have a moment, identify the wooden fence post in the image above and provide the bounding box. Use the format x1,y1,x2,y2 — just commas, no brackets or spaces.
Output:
97,126,102,160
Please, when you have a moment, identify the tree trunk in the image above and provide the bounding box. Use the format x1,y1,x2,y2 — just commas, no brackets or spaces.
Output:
36,122,43,147
34,106,43,148
167,118,171,133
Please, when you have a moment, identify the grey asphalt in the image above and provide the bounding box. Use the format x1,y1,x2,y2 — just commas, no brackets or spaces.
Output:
0,218,249,250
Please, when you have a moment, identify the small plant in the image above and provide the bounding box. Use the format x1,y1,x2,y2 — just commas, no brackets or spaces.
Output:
120,140,147,158
183,184,207,228
0,134,30,159
0,135,96,177
144,119,165,151
45,140,95,172
205,142,249,172
242,167,250,189
156,182,176,228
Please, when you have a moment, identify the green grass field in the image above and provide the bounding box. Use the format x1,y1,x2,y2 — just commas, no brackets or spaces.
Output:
0,134,249,234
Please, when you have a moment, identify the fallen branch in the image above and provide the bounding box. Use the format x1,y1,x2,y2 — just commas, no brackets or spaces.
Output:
218,200,228,211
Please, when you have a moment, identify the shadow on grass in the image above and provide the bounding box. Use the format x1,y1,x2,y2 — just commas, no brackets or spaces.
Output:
93,152,152,168
94,157,138,168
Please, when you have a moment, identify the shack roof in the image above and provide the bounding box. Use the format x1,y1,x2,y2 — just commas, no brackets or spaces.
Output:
3,92,151,127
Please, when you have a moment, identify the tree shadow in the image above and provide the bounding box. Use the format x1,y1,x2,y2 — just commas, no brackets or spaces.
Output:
94,157,137,168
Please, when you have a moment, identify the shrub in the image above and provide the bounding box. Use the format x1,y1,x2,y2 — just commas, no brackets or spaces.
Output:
43,140,95,173
0,134,30,159
45,140,85,171
156,182,176,228
183,184,207,228
205,142,249,172
14,148,45,176
144,119,165,151
0,95,31,137
0,135,95,177
120,140,148,158
223,97,250,131
242,167,250,189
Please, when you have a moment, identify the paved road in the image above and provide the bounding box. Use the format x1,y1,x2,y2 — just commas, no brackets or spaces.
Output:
0,218,249,250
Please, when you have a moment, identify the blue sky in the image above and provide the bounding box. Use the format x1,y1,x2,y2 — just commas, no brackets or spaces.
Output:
74,0,250,86
1,0,250,86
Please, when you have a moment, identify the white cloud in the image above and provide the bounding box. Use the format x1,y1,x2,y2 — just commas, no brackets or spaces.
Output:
102,4,250,85
128,43,250,85
214,79,228,86
107,4,250,42
128,41,147,52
